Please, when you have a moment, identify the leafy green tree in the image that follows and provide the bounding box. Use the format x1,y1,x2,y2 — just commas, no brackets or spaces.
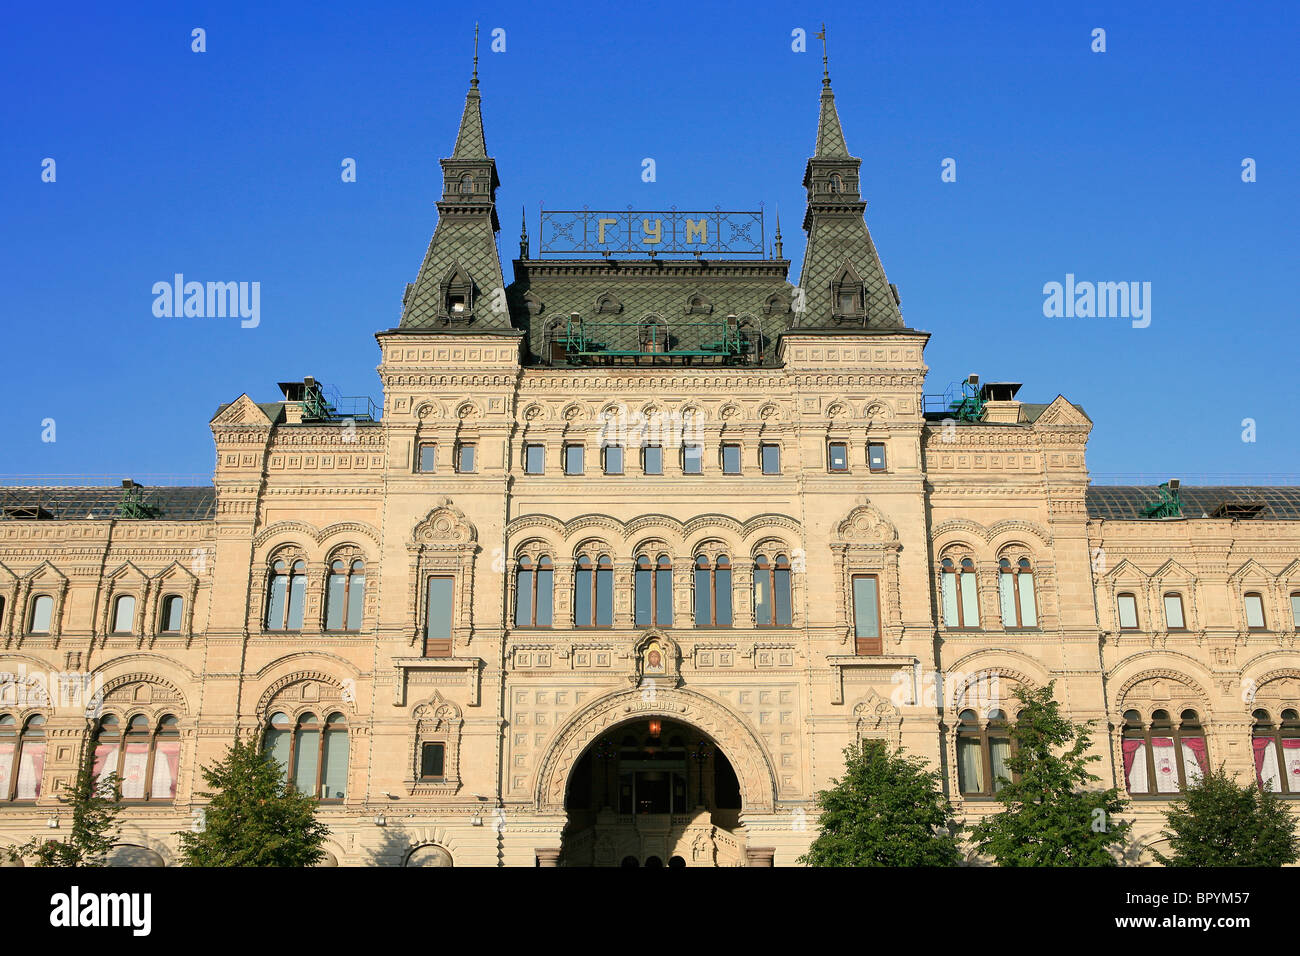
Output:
1154,764,1299,866
970,682,1130,865
177,736,329,866
799,739,962,866
5,746,122,867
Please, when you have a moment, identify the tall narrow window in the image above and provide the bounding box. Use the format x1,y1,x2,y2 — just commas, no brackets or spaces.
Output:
456,443,476,473
753,554,792,626
1162,592,1186,630
266,559,307,631
160,594,184,633
575,555,613,628
852,575,881,654
28,594,53,634
721,444,741,474
565,445,585,476
957,709,1013,796
682,444,703,474
760,444,781,475
1245,592,1267,630
424,576,454,657
1253,708,1300,794
694,555,732,627
635,555,672,626
524,444,545,475
998,557,1037,628
515,556,554,627
603,444,624,475
459,174,473,195
868,442,887,472
93,713,180,801
111,594,136,635
420,742,446,779
418,443,437,473
0,714,46,801
326,559,366,631
1117,592,1139,630
941,557,980,628
1123,709,1207,795
828,442,848,472
1292,592,1300,630
643,445,663,475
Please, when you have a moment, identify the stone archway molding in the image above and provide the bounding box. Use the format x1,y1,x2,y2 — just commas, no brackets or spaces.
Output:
534,685,778,813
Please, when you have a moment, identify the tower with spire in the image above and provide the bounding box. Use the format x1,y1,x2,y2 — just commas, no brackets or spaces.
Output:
794,26,904,332
398,25,514,332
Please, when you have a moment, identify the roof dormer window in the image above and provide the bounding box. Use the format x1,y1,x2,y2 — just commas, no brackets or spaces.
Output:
828,173,844,194
459,174,474,195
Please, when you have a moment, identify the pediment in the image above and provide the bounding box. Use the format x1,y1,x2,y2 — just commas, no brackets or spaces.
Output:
210,393,272,426
1033,395,1092,426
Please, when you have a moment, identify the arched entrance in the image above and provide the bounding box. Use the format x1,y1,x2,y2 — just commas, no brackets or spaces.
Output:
535,686,778,867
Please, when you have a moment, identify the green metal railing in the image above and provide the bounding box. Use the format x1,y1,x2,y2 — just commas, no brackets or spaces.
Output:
560,315,751,364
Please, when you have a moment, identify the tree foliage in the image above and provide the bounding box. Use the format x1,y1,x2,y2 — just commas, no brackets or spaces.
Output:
970,682,1130,865
800,738,962,866
5,746,122,867
1154,764,1299,866
177,737,329,867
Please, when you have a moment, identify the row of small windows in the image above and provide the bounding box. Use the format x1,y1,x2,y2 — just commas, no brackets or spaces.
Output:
940,557,1039,629
958,707,1300,798
511,554,796,630
1115,591,1300,632
15,594,186,636
265,559,365,632
417,443,888,476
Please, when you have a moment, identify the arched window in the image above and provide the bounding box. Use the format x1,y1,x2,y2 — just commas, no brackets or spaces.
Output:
1244,591,1267,630
111,594,136,635
0,714,46,801
266,559,307,631
639,317,667,354
940,556,980,628
515,555,554,627
828,173,843,193
325,558,366,631
159,594,184,633
575,554,614,628
1122,708,1207,795
753,554,792,627
459,174,474,195
93,713,180,801
28,594,53,634
1116,592,1139,630
1253,708,1300,794
264,711,348,801
635,555,673,627
693,555,732,627
956,708,1012,796
998,557,1037,628
1162,592,1186,630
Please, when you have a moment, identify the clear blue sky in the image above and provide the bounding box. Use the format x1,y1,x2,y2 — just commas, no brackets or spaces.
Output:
2,0,1296,482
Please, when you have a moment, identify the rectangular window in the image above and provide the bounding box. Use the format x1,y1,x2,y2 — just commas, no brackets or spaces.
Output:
565,444,585,476
603,444,624,475
1245,593,1266,630
456,443,476,473
852,575,881,654
1292,593,1300,630
420,742,445,779
721,444,741,475
760,444,781,475
838,292,856,314
828,442,848,472
418,443,437,473
320,732,348,800
683,443,703,474
1163,593,1186,630
425,576,454,657
868,442,887,472
1117,593,1139,629
643,445,663,475
524,444,545,475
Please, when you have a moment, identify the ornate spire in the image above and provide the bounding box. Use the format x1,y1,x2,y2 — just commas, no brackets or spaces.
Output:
471,22,479,89
519,205,529,258
773,205,783,259
816,23,829,87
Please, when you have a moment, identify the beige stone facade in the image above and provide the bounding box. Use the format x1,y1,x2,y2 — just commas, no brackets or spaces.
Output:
2,75,1297,867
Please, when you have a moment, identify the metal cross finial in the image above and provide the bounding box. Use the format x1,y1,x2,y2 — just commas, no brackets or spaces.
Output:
472,23,479,88
816,23,829,85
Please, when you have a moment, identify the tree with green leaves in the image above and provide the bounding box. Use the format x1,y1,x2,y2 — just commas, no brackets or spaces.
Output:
970,682,1130,865
177,736,329,866
799,738,962,866
1154,764,1299,866
5,746,122,867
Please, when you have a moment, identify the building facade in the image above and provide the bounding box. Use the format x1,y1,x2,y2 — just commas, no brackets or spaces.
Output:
2,69,1299,867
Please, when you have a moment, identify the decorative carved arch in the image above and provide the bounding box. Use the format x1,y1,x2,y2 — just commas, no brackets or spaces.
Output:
255,669,357,718
411,499,477,545
1116,668,1210,711
835,502,900,544
317,521,381,548
986,519,1053,548
534,686,778,812
854,691,901,749
253,521,319,550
